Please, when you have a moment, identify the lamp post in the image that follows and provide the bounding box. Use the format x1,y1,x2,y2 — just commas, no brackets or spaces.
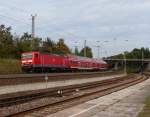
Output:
103,41,109,57
124,51,127,75
84,40,87,57
96,41,100,59
124,40,128,75
94,40,109,58
74,41,78,54
141,49,144,75
113,38,117,55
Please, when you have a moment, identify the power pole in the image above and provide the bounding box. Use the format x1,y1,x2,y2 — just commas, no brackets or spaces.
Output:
31,14,37,50
84,40,86,57
31,14,36,38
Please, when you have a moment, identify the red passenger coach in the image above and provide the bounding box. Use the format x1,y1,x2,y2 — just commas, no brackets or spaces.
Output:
21,51,108,72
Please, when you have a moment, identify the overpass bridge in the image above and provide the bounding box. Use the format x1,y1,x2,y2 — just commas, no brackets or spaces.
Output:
103,58,150,62
103,58,150,71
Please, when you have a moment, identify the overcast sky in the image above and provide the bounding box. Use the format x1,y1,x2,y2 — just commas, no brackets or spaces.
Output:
0,0,150,58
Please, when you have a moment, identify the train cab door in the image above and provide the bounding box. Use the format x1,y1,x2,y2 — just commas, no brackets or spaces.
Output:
34,53,39,64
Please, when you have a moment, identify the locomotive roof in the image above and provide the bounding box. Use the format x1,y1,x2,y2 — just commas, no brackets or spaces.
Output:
22,51,67,57
22,52,107,64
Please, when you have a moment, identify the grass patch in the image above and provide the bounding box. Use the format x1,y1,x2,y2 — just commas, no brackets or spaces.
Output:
0,59,21,74
126,65,141,73
138,96,150,117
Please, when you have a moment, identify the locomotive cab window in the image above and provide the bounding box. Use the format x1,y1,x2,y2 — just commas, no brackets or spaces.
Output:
22,54,33,58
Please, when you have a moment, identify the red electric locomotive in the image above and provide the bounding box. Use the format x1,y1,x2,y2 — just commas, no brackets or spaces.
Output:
21,51,108,72
21,51,68,72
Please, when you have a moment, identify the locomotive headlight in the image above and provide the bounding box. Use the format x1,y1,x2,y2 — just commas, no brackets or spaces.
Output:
28,60,32,62
22,60,26,63
21,60,32,64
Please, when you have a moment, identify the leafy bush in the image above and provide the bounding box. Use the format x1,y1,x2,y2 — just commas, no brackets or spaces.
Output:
0,59,21,74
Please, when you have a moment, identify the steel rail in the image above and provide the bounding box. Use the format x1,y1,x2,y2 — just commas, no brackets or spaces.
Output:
0,75,136,107
11,75,147,117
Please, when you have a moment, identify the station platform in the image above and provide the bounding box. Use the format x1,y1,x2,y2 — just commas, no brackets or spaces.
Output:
47,76,150,117
0,74,125,95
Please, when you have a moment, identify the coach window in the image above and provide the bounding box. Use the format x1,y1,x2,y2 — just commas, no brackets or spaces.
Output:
74,61,78,64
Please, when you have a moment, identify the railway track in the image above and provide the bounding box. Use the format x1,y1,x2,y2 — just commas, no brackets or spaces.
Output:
0,74,147,117
0,75,134,107
0,71,121,86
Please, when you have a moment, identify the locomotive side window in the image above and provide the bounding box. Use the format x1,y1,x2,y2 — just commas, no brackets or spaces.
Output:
22,54,33,58
35,54,38,58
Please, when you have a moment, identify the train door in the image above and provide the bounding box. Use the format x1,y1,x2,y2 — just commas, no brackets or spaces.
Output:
34,53,39,64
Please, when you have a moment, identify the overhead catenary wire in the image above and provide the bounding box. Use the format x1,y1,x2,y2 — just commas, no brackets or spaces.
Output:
0,2,94,53
0,1,86,41
0,1,30,14
0,14,30,27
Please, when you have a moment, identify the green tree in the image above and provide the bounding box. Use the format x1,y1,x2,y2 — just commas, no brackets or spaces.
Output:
0,25,16,58
56,38,71,54
15,32,42,53
74,47,79,56
106,47,150,73
18,32,32,52
144,48,150,58
32,37,42,51
41,37,56,53
79,46,93,58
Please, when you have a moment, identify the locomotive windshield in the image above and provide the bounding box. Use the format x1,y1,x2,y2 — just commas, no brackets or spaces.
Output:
22,54,33,59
